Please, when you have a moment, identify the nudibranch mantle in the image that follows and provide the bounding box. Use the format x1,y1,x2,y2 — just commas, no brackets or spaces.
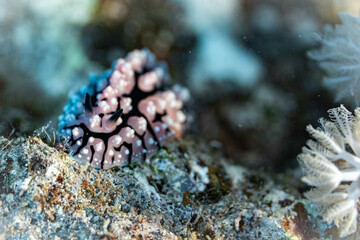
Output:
58,49,187,169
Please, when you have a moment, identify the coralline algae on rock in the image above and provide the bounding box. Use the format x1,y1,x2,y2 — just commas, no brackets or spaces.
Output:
58,49,187,169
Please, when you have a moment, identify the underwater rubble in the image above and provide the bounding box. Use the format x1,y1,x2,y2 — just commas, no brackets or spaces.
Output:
0,135,343,239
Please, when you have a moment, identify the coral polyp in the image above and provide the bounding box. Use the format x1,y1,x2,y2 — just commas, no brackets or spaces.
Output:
298,105,360,237
308,13,360,104
58,49,187,169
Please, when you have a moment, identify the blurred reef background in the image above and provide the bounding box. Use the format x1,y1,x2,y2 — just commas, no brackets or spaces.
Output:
1,0,360,239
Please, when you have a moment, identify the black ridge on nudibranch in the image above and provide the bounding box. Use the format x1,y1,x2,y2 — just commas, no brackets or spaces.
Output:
109,109,123,123
58,49,188,169
84,93,94,118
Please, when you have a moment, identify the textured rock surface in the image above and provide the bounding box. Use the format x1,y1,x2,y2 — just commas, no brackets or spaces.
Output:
0,135,345,239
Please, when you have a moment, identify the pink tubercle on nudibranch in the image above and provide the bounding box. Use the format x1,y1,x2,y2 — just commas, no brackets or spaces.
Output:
58,49,188,169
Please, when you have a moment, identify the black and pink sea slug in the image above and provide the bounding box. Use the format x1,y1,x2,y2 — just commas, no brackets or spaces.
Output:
58,49,187,169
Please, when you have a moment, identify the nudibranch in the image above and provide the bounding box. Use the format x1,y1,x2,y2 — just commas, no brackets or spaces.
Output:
58,49,187,169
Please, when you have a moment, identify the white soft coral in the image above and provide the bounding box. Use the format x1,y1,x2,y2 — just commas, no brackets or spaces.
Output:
298,105,360,237
308,13,360,105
